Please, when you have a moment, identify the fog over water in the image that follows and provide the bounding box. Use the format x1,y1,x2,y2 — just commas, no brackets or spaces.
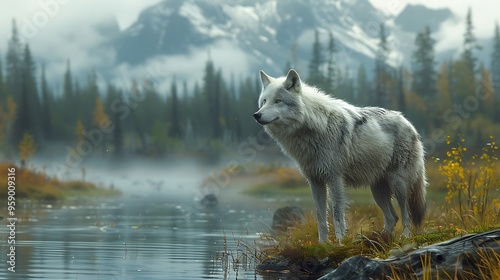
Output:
2,156,286,279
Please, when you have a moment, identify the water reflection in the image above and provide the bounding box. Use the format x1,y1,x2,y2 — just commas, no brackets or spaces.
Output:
0,192,269,279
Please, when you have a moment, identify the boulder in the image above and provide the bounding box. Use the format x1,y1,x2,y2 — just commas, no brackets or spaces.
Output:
319,229,500,280
200,194,218,208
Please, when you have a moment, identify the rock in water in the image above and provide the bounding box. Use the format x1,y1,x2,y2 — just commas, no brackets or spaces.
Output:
200,194,218,208
271,206,305,236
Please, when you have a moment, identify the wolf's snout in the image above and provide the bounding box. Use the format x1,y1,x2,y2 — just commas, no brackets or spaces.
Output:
253,112,262,120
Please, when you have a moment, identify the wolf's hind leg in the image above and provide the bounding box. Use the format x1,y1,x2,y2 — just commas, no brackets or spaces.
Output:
392,179,411,237
370,179,398,234
309,179,328,242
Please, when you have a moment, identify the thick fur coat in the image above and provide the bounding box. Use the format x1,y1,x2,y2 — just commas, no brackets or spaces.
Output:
253,69,427,243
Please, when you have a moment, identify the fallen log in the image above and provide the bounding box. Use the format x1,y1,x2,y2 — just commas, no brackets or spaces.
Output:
319,229,500,280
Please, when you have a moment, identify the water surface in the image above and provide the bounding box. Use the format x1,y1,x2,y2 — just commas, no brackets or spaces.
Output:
1,163,298,280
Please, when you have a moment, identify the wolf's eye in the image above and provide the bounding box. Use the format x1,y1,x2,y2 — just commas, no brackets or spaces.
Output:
275,99,282,104
262,99,266,104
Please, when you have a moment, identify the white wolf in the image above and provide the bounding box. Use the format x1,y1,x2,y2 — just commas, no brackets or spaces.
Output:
253,69,427,243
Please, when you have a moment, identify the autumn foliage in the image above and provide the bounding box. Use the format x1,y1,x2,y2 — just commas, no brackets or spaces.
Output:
438,135,500,229
18,132,36,167
0,163,120,201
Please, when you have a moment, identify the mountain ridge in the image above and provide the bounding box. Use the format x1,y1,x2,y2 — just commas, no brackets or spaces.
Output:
94,0,469,89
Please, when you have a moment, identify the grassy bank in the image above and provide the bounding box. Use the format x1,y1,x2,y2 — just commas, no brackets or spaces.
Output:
260,210,500,263
0,162,121,202
209,136,500,278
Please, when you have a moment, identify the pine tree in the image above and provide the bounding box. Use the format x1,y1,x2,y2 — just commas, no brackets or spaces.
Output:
376,24,389,76
112,107,123,157
140,86,164,141
447,61,455,103
336,67,354,102
14,44,40,144
105,84,123,158
374,23,390,107
434,62,453,127
191,81,206,138
0,95,16,148
234,76,255,138
307,29,325,87
412,26,436,101
111,89,124,158
397,66,406,113
491,22,500,97
6,19,22,102
345,69,355,102
0,57,5,103
127,79,146,152
356,64,370,105
180,80,190,136
325,31,337,93
83,69,99,127
452,58,475,102
40,64,53,140
203,59,220,138
93,96,109,127
403,69,427,130
73,78,81,120
451,8,480,110
3,22,25,146
63,59,74,99
479,66,495,119
214,69,225,139
23,45,41,133
462,8,481,76
169,78,181,138
226,73,238,140
61,59,75,137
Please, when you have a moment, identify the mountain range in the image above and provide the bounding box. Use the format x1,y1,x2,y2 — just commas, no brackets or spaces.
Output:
88,0,493,87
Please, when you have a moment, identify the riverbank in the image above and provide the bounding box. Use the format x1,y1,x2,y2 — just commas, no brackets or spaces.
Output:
0,162,121,203
206,137,500,278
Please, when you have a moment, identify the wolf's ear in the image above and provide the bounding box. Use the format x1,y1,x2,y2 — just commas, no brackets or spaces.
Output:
284,69,301,93
260,70,273,88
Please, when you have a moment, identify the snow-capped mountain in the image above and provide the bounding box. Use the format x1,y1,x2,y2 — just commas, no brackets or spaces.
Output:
107,0,455,81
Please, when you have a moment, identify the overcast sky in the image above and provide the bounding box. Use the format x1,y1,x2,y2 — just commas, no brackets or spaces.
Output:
0,0,498,92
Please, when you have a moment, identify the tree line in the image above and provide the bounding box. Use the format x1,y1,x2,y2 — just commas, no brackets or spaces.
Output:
0,9,499,161
0,20,262,160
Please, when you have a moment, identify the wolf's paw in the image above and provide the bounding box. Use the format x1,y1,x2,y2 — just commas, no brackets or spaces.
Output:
402,227,410,238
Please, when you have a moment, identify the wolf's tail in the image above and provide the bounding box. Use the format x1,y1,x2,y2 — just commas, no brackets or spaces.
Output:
408,172,427,226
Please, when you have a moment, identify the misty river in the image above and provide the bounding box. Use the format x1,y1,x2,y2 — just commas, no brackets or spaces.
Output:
0,160,299,280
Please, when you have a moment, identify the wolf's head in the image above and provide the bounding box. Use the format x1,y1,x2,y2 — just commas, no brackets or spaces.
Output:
253,69,304,128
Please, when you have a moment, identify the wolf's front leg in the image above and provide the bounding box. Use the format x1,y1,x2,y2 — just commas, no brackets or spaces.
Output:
309,179,328,242
328,177,347,243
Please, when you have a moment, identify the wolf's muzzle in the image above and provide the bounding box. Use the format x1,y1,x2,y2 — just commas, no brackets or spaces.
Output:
253,112,262,121
253,113,277,125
